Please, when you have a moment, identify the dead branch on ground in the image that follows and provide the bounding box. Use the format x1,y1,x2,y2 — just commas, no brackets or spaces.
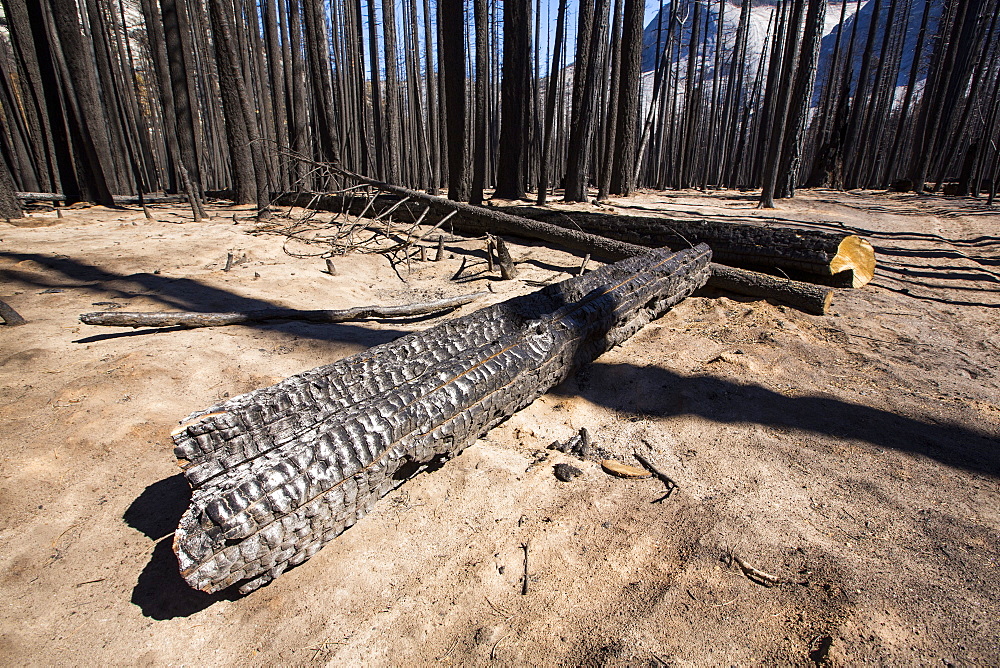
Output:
80,293,487,329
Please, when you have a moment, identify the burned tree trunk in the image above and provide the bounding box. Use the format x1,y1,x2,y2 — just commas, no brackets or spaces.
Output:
537,0,567,204
0,160,22,219
608,0,645,196
494,0,531,200
440,0,469,201
208,0,256,205
275,177,845,314
172,245,712,593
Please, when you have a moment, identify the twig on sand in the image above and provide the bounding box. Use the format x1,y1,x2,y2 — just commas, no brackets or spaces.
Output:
633,452,677,501
74,578,105,587
436,637,460,662
520,542,530,595
305,639,346,662
725,550,783,587
490,633,511,661
485,596,514,620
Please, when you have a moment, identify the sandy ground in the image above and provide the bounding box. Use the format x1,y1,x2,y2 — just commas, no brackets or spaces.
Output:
0,189,998,666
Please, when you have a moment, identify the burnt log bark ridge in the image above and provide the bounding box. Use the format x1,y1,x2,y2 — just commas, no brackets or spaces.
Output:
172,245,712,593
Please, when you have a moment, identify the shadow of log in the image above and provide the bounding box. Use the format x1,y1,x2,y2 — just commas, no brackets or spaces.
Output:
124,474,191,540
131,540,237,620
126,475,238,619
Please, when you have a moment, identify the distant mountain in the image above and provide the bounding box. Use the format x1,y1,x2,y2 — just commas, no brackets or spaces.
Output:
639,0,945,103
817,0,944,92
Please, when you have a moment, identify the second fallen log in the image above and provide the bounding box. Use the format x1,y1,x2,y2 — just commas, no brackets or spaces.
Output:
170,245,712,594
291,178,837,314
707,264,833,316
502,207,876,288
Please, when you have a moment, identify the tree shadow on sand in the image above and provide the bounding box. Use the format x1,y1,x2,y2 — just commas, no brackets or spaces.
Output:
553,362,1000,480
0,251,437,346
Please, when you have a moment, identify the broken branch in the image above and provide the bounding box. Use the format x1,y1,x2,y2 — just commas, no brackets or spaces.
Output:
80,293,486,329
633,452,677,499
728,552,783,587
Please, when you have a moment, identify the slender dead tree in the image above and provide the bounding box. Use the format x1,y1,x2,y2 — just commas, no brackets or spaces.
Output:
537,0,567,204
302,0,341,170
777,0,827,198
759,0,806,208
565,0,609,202
470,0,489,204
382,0,402,183
48,0,119,205
440,0,469,201
159,0,204,195
208,0,259,205
597,0,623,201
422,0,441,192
494,0,532,199
1,0,61,194
608,0,644,195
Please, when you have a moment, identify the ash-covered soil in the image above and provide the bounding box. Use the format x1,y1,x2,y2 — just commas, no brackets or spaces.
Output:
1,189,997,665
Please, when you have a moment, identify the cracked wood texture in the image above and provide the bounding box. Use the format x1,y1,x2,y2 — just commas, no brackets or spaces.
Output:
503,207,875,288
171,245,712,594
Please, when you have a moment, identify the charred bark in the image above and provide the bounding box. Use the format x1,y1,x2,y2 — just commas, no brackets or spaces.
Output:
0,159,22,219
494,0,531,200
440,0,469,201
275,182,848,314
608,0,644,195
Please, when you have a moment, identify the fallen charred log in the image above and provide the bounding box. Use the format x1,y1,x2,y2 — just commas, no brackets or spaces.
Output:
502,207,875,288
707,264,832,316
171,245,712,594
16,192,190,205
276,184,836,314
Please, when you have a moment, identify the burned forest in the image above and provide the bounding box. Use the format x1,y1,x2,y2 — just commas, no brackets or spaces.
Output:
3,0,1000,211
1,0,999,665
